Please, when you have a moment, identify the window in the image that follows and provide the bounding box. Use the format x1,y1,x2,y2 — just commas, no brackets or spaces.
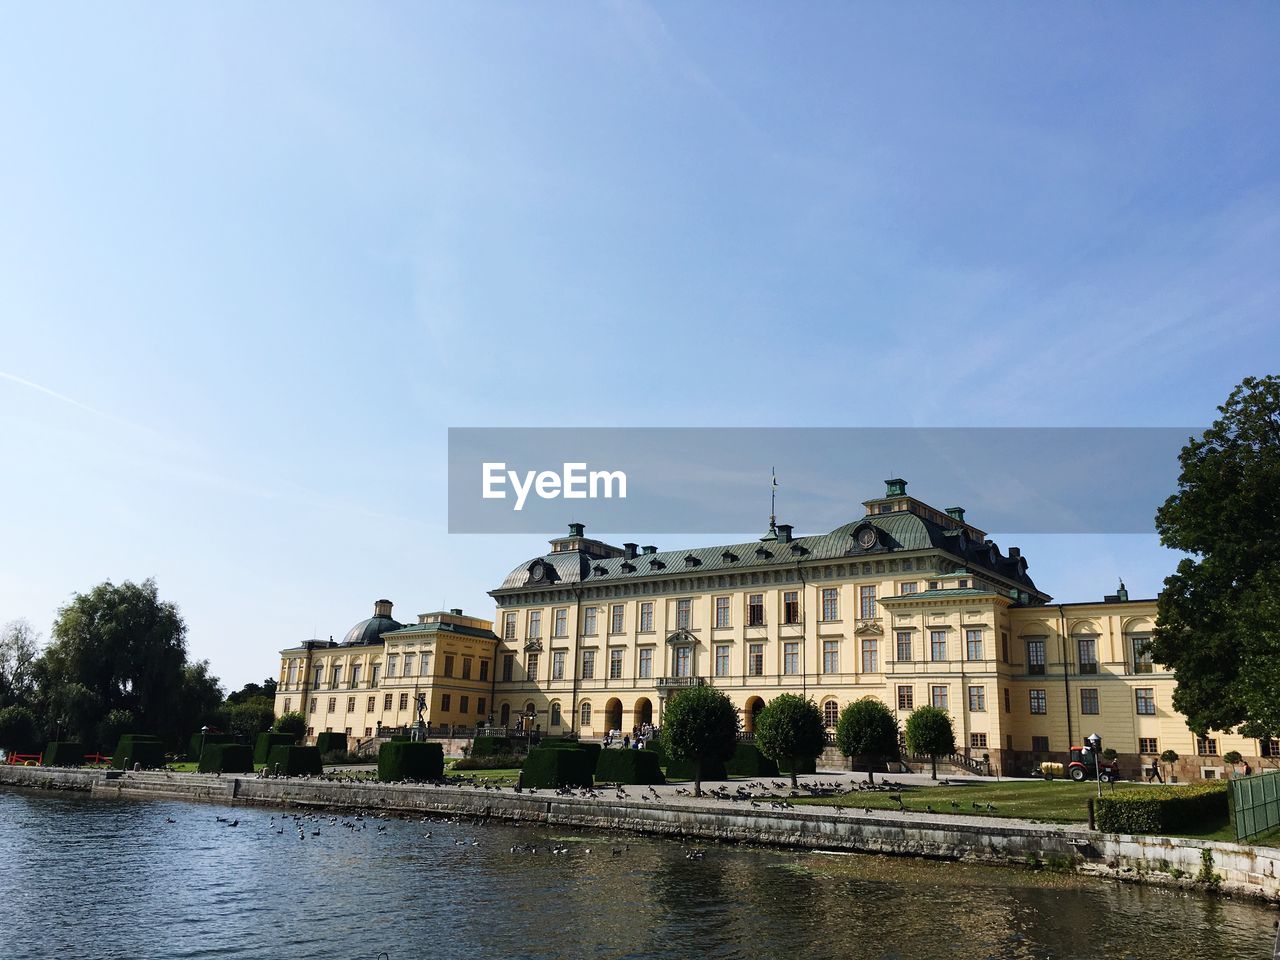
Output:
367,696,376,712
403,654,415,676
1262,739,1280,758
611,604,624,634
1131,635,1153,673
747,594,764,627
1135,688,1156,716
552,650,566,680
676,599,692,630
715,644,730,677
930,630,947,662
308,698,317,714
327,697,336,714
459,695,469,714
638,648,653,679
639,602,654,632
1080,688,1099,715
1029,689,1047,715
821,588,838,621
783,591,800,624
1203,768,1219,780
823,700,839,727
1197,736,1218,757
1031,736,1050,753
822,640,838,674
350,664,362,687
283,697,292,713
931,685,949,711
443,655,455,678
748,643,764,677
527,610,541,638
330,665,342,689
900,581,918,595
968,685,985,712
1026,639,1046,675
462,657,473,680
386,655,398,678
580,701,592,726
314,665,324,689
441,694,451,711
714,596,731,628
859,585,877,619
477,697,486,716
287,661,298,685
783,641,799,675
965,629,983,661
347,697,356,712
479,659,489,682
970,732,987,750
1001,632,1009,664
503,612,516,640
420,655,430,677
398,693,408,710
674,646,691,677
502,654,514,682
581,650,596,680
550,702,562,726
553,608,568,638
525,652,539,681
861,638,879,673
897,685,914,710
896,631,913,662
609,648,623,679
1003,688,1010,713
583,606,597,635
1138,737,1159,754
364,727,372,737
1077,637,1098,674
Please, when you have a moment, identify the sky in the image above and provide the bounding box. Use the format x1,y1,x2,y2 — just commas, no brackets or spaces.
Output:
1,3,1278,691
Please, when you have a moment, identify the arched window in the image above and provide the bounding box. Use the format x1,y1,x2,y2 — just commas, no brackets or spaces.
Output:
823,700,839,728
550,701,562,727
580,701,592,727
499,703,510,726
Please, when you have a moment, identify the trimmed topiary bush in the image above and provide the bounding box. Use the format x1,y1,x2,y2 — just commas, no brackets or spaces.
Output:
470,736,514,757
665,756,727,782
521,747,593,789
254,731,297,765
187,732,239,762
315,732,347,755
377,741,444,782
777,755,818,775
267,744,323,776
595,749,665,785
725,742,780,778
198,742,254,774
1095,783,1228,835
43,742,85,766
112,734,166,770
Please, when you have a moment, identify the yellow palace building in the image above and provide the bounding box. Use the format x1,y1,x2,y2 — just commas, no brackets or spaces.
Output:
273,480,1274,780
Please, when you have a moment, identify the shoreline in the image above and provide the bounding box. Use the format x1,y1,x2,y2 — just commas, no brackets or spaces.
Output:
5,764,1278,904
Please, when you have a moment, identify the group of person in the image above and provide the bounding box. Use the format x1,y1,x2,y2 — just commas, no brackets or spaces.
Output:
602,723,659,750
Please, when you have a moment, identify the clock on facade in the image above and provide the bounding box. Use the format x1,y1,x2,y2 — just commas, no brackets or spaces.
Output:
858,527,878,550
528,561,546,581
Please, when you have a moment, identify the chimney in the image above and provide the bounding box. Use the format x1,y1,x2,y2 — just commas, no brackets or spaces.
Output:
946,506,966,523
567,522,585,537
885,478,908,497
623,542,638,560
641,545,658,555
374,599,393,618
776,523,793,543
449,607,463,616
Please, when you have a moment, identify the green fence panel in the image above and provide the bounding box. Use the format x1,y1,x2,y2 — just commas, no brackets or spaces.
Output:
1231,769,1280,841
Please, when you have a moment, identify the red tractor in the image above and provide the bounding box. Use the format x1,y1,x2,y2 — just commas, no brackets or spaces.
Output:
1067,745,1119,783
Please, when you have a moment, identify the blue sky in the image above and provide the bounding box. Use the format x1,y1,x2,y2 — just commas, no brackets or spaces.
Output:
1,4,1277,690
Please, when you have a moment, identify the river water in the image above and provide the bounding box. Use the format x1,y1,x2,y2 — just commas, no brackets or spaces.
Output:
2,790,1275,960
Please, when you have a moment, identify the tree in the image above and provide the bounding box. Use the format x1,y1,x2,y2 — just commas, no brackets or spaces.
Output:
1160,749,1179,782
835,697,899,784
226,679,277,706
1150,375,1280,738
754,694,827,788
1223,750,1244,774
273,711,306,738
97,708,135,753
0,619,40,710
904,706,955,780
659,685,739,797
0,705,40,754
223,699,275,738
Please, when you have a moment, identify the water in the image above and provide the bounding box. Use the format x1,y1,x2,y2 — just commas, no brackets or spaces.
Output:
2,789,1275,960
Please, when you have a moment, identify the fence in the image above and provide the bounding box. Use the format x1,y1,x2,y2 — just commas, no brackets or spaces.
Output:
1230,769,1280,841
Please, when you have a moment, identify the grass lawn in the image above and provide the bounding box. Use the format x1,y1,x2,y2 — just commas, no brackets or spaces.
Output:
445,764,521,785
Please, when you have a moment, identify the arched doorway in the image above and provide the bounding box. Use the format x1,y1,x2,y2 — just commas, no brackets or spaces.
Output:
499,703,510,727
550,701,562,728
744,696,766,733
634,697,653,728
605,698,623,734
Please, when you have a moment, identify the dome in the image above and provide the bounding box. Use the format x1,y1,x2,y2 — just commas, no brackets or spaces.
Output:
341,599,403,646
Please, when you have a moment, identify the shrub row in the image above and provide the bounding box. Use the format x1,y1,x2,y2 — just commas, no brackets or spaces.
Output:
378,741,444,782
470,736,515,757
725,743,779,778
113,734,165,770
1095,783,1228,835
521,747,593,789
778,755,817,776
268,745,323,776
43,741,85,766
315,732,347,755
199,742,255,774
187,732,241,762
537,740,602,773
452,755,523,771
254,732,297,765
595,749,665,785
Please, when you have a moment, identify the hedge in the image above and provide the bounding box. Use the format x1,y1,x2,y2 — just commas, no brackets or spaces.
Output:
521,747,593,789
43,742,84,767
267,745,323,777
452,755,523,771
315,732,347,755
199,742,255,774
187,732,239,762
536,739,601,772
112,735,166,770
378,741,444,782
595,749,665,785
777,755,818,775
664,756,728,783
471,736,515,757
254,732,297,765
1095,783,1229,835
725,743,779,778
